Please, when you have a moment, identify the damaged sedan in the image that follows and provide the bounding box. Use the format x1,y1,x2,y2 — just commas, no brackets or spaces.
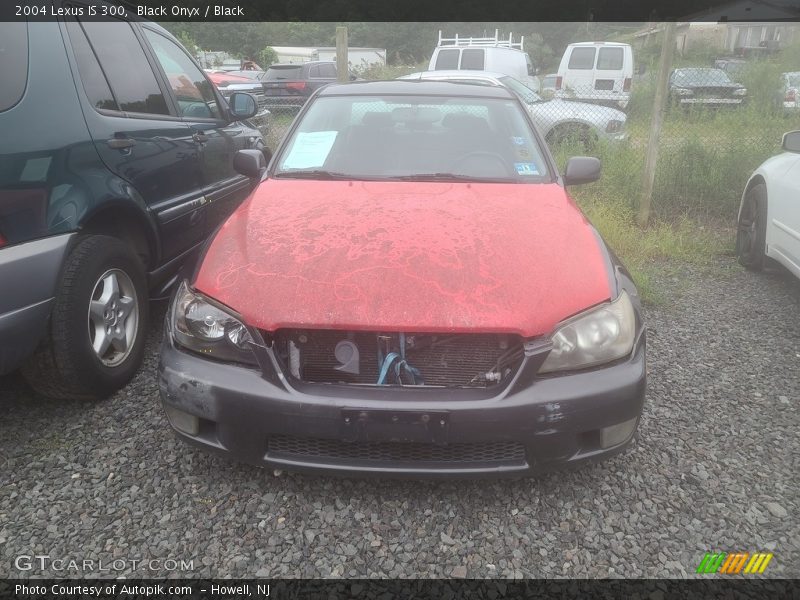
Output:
158,81,646,477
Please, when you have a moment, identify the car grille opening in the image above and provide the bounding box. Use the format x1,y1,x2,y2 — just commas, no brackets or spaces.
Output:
272,329,524,388
267,435,526,466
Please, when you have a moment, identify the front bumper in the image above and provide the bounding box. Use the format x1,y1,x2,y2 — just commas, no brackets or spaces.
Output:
678,97,744,106
0,234,73,375
158,325,646,478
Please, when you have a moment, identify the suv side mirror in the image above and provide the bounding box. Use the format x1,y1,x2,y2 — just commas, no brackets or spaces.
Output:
563,156,601,186
782,130,800,153
228,92,258,120
233,149,266,179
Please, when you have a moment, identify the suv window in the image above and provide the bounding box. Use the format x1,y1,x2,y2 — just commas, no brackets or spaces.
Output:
0,22,28,112
65,21,118,111
80,20,169,115
568,47,596,70
460,49,485,70
597,47,624,70
143,29,221,120
434,49,459,70
318,63,336,78
265,66,303,80
308,64,320,78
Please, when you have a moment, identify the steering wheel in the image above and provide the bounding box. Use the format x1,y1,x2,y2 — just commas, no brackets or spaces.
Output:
447,151,513,177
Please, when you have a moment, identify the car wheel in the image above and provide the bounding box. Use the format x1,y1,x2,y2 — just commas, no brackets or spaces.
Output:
736,183,768,271
547,124,597,150
22,235,149,400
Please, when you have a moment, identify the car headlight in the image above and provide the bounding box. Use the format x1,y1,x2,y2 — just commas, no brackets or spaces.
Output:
674,87,693,96
605,119,624,133
733,88,747,96
538,290,636,374
171,281,258,365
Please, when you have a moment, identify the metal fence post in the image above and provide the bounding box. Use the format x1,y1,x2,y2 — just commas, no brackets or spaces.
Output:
637,21,676,228
336,27,348,83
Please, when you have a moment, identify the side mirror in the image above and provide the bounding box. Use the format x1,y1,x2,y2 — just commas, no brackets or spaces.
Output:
782,130,800,153
228,92,258,120
563,156,601,186
233,149,266,179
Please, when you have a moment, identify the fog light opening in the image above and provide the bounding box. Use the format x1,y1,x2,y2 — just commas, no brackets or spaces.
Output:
164,405,200,436
600,417,638,449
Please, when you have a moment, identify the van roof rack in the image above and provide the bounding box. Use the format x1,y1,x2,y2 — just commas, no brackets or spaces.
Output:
437,29,524,51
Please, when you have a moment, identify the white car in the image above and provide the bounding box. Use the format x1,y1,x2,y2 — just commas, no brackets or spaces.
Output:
399,70,627,145
736,131,800,279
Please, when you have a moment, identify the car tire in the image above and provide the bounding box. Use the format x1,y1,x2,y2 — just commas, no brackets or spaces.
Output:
546,124,597,150
22,235,149,400
736,183,768,271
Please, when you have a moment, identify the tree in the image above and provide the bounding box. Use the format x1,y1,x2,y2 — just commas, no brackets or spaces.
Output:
258,47,279,67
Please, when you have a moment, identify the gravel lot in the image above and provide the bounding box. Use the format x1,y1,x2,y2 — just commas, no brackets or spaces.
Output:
1,257,798,579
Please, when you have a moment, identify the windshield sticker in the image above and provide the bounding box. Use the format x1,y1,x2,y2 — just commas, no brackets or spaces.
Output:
516,146,532,159
511,136,526,145
282,131,338,169
514,162,539,176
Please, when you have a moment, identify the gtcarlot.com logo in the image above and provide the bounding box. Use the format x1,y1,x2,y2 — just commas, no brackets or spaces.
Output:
14,554,194,573
696,552,773,575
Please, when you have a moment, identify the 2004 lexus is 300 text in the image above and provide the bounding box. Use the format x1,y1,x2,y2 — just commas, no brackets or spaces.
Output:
158,81,646,477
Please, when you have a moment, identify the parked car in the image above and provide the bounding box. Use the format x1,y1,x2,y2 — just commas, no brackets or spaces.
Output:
159,80,646,478
0,17,262,398
554,42,634,109
429,30,540,92
668,68,747,108
399,71,627,146
261,61,354,110
206,71,271,135
541,73,558,98
736,131,800,279
713,57,747,81
780,72,799,111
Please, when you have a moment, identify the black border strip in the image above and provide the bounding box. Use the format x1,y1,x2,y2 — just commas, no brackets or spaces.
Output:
2,0,800,22
2,579,799,600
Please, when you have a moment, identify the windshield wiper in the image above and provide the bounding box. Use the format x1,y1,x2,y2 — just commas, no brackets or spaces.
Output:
387,173,521,183
273,170,356,180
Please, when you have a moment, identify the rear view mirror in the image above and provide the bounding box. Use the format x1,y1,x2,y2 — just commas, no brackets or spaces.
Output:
782,130,800,153
228,92,258,120
233,149,266,179
563,157,601,186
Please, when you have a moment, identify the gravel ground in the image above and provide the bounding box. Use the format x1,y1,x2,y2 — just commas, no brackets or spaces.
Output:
1,257,798,579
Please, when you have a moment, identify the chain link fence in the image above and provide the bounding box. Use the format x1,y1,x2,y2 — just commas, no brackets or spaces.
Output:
256,39,799,223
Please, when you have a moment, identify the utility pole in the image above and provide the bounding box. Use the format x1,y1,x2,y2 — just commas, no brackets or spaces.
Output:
336,26,348,83
637,21,676,228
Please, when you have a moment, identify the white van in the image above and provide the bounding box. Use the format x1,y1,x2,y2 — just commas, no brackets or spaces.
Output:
428,30,540,92
555,42,633,108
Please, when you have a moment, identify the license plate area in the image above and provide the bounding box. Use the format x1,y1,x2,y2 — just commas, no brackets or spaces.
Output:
340,409,449,444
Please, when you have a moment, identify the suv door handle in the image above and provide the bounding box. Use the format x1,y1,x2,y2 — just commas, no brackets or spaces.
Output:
192,132,209,143
107,137,136,149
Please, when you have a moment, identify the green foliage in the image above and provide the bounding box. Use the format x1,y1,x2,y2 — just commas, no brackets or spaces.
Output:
258,46,279,68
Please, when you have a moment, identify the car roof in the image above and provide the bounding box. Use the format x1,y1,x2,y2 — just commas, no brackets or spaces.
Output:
401,70,506,81
566,41,630,47
317,80,517,98
269,61,334,68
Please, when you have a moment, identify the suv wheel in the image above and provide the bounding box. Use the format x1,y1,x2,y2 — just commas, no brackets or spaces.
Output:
736,183,768,271
22,235,149,400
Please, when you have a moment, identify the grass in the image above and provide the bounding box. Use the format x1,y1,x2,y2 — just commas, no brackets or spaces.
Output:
576,195,727,304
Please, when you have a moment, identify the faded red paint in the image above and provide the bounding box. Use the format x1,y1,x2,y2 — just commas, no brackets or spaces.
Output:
194,180,612,337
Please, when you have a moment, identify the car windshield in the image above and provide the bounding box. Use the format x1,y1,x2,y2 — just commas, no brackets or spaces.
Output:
674,68,733,86
273,94,549,183
787,73,800,88
498,76,544,105
265,66,303,80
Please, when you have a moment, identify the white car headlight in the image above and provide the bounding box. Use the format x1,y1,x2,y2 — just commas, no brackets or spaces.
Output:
674,87,694,96
538,290,636,374
733,88,747,96
171,281,258,365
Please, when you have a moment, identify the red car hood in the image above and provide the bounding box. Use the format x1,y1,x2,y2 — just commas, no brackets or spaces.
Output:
194,180,612,337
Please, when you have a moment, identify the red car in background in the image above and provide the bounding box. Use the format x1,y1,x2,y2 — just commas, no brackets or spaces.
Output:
158,81,646,478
